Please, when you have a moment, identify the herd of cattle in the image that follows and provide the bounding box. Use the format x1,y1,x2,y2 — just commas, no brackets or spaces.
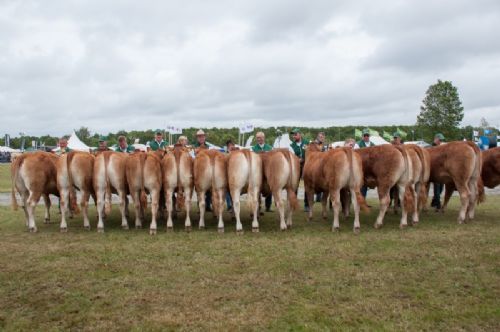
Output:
9,142,500,234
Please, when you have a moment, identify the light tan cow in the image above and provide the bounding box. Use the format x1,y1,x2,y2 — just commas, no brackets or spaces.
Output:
193,149,227,230
404,144,430,224
93,151,130,232
260,149,300,230
226,150,262,233
11,152,59,232
356,144,414,229
428,141,483,223
126,151,163,234
304,143,368,232
161,145,194,231
481,147,500,189
57,151,95,231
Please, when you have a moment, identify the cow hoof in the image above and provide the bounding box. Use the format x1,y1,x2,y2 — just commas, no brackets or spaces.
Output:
400,224,407,230
374,223,383,229
122,225,129,230
166,226,173,232
185,226,192,232
353,227,360,234
236,229,244,235
149,229,157,235
29,227,37,233
97,228,104,233
135,225,142,230
412,221,419,227
286,224,292,230
84,226,91,231
199,225,205,230
217,227,224,234
252,227,260,233
332,227,340,233
60,227,68,233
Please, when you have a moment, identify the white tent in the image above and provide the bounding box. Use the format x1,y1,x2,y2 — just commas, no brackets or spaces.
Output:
369,135,390,146
404,140,431,148
52,131,91,152
0,146,19,153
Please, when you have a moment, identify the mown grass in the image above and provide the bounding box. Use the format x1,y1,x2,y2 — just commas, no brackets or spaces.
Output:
0,163,11,193
0,197,499,331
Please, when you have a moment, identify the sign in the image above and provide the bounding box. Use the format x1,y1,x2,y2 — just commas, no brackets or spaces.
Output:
166,125,182,134
239,123,254,134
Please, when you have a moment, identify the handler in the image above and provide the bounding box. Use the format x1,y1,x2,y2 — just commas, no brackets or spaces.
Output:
290,128,310,212
147,129,168,151
252,131,273,212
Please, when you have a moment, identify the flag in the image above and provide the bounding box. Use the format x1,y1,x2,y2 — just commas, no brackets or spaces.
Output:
354,129,362,139
397,128,407,139
368,128,379,137
239,123,254,134
473,130,479,137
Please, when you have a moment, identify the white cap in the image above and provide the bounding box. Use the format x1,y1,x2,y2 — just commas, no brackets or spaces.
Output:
196,129,205,136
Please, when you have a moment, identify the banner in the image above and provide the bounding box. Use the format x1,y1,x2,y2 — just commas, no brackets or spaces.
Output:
383,131,393,142
239,123,254,134
397,127,407,139
166,125,182,134
368,128,379,137
473,130,479,137
354,129,362,139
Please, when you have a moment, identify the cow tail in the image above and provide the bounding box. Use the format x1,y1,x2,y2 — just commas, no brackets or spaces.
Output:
396,145,415,213
468,142,485,204
412,146,428,210
66,152,80,215
246,150,256,213
140,153,148,210
175,151,185,210
344,147,369,212
10,156,23,211
104,152,112,215
282,150,298,211
210,153,220,214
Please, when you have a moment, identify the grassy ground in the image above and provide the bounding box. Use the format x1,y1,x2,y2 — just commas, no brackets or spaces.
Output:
0,197,499,331
0,163,11,193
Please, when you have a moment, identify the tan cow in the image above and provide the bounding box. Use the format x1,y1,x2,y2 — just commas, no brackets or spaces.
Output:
161,145,194,231
226,150,262,233
193,149,227,230
481,147,500,189
126,151,163,234
356,144,414,229
93,151,130,232
429,141,483,223
57,151,95,231
304,143,368,232
260,149,300,230
11,152,59,232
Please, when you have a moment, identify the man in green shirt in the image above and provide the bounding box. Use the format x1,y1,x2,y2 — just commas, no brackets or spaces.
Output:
290,128,310,211
193,129,209,149
358,128,375,148
97,136,111,152
116,135,135,153
252,131,273,212
147,130,168,151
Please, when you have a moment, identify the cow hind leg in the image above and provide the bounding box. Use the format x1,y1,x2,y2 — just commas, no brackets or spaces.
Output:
27,191,42,232
286,189,294,228
119,192,129,230
331,189,341,232
217,189,225,232
184,188,192,232
374,188,390,229
456,184,470,224
198,191,206,230
232,189,243,234
43,194,51,223
467,179,478,220
321,192,328,220
350,188,361,233
274,189,286,231
82,191,91,230
59,189,70,232
165,189,174,231
132,191,142,229
306,189,315,222
398,184,409,229
412,183,420,225
149,189,160,235
440,184,453,214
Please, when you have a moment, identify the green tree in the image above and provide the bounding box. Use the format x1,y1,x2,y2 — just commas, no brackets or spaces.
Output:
75,126,92,144
416,80,464,141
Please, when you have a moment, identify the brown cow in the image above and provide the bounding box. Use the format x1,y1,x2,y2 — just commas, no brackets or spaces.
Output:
304,143,368,232
260,149,300,230
193,149,227,230
93,151,130,232
57,151,95,231
427,141,483,223
356,144,414,229
226,150,262,233
481,147,500,189
161,145,194,231
11,152,59,232
126,151,163,234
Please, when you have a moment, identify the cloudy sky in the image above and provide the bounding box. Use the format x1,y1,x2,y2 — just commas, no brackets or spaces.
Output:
1,0,500,136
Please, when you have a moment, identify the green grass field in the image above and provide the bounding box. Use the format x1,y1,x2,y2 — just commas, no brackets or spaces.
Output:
0,196,499,330
0,164,11,193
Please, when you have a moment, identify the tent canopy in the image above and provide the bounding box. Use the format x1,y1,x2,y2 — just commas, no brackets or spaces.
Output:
52,131,90,152
0,146,19,153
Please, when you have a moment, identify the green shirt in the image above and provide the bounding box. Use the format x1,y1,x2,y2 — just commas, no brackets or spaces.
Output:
252,143,273,153
116,145,135,153
290,139,309,160
357,140,374,148
148,140,168,151
55,147,72,155
193,142,209,149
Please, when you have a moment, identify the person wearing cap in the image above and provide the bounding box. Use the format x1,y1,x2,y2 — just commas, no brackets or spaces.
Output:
97,136,111,152
391,132,402,145
314,132,327,151
116,135,135,153
252,132,273,212
358,128,374,148
290,128,310,211
147,130,168,151
193,129,209,149
54,137,72,155
431,133,445,209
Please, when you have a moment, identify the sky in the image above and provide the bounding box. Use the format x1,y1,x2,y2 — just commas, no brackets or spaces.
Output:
1,0,500,136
